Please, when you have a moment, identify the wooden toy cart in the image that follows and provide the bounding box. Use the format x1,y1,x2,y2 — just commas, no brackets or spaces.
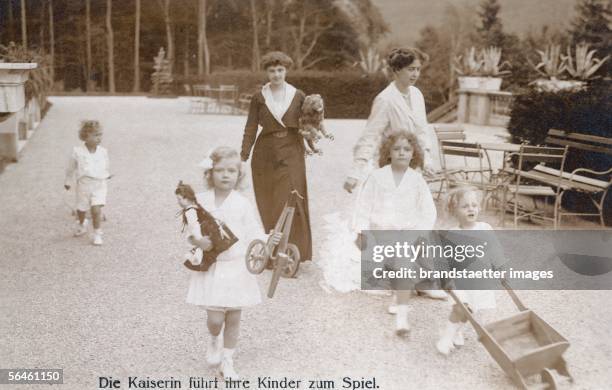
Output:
447,281,573,389
245,190,303,298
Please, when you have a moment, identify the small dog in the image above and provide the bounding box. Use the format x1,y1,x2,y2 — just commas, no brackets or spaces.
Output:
299,94,333,155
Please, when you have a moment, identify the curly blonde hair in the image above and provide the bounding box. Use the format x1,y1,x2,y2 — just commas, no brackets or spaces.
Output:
444,186,482,216
378,130,424,169
78,120,101,141
202,146,248,191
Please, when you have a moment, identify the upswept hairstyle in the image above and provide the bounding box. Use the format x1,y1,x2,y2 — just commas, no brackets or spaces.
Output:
378,130,424,169
387,47,429,73
261,51,294,70
202,146,247,191
78,120,101,141
444,186,482,216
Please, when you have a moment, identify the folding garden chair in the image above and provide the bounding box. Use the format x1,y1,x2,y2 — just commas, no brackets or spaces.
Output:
498,144,568,228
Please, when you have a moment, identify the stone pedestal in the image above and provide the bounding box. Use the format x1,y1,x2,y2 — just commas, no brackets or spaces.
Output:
456,88,512,126
457,89,490,126
0,63,37,161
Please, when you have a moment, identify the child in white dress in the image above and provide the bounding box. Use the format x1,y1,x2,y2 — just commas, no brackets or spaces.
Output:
64,120,110,246
436,186,504,355
318,130,437,335
185,146,279,379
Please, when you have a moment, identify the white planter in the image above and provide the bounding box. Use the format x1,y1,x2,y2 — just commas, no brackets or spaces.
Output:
0,63,37,113
532,78,585,93
458,76,481,89
479,77,502,91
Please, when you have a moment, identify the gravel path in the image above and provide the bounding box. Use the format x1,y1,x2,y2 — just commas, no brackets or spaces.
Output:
1,97,610,390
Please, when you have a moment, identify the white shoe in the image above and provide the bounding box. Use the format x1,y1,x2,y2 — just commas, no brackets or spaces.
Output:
395,305,410,337
92,231,103,246
219,349,239,379
453,327,465,347
416,289,448,300
436,336,455,355
437,321,461,355
205,336,222,366
74,220,88,237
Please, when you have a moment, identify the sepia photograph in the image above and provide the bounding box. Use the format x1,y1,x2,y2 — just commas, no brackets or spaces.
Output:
1,0,611,389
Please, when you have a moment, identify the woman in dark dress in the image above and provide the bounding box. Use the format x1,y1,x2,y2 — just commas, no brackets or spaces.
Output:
240,51,312,262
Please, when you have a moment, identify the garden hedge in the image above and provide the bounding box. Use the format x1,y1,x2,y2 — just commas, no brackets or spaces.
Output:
507,81,612,224
177,70,389,119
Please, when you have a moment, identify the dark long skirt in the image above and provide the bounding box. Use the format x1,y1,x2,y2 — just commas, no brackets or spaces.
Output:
251,131,312,261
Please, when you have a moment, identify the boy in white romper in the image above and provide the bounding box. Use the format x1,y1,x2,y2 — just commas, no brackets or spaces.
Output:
64,120,110,246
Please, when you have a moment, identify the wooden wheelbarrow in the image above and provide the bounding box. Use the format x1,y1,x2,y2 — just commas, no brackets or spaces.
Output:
244,190,303,298
447,281,573,389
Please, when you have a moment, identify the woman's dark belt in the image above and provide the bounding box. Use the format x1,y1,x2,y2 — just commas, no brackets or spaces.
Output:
270,130,289,138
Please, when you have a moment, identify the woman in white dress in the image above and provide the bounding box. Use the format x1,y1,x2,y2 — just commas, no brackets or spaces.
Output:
343,47,441,190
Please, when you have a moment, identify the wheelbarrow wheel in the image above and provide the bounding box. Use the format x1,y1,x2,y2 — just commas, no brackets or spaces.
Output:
280,243,300,278
245,239,269,274
541,369,558,390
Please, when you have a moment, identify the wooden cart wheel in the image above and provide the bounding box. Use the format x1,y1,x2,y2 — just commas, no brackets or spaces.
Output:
541,369,558,390
245,239,269,274
280,243,300,278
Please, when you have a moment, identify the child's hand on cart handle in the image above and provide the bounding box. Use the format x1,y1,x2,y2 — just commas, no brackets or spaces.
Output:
189,235,213,251
269,231,282,245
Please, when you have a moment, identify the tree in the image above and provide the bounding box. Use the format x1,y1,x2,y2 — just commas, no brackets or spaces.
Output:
197,0,210,76
21,0,27,49
157,0,174,72
106,0,115,92
250,0,261,71
86,0,93,91
284,0,334,70
570,0,612,75
334,0,388,47
7,0,15,43
416,25,453,107
49,0,55,83
133,0,141,92
264,0,275,50
477,0,505,48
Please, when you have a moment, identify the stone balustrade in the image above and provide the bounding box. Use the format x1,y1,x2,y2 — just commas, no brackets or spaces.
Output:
457,88,514,127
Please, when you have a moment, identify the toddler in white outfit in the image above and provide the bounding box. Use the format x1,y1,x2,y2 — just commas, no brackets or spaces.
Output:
64,120,110,246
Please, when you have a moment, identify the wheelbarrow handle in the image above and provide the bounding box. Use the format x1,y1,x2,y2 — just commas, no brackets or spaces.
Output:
500,279,528,312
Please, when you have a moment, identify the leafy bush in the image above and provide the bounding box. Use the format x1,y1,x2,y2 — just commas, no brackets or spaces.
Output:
177,70,389,119
507,81,612,224
507,82,611,146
